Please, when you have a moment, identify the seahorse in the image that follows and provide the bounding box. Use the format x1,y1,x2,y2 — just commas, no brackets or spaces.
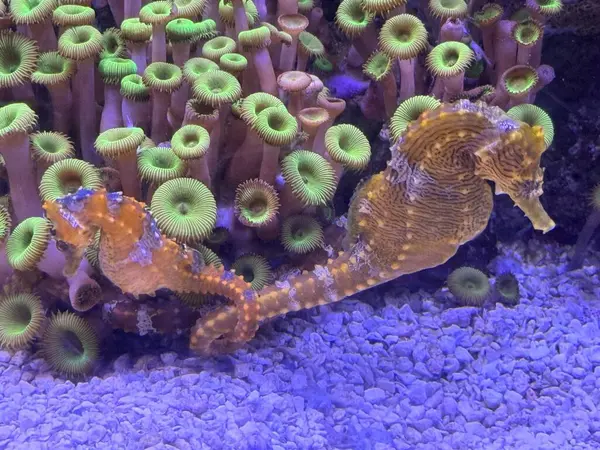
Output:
44,101,555,355
43,189,260,353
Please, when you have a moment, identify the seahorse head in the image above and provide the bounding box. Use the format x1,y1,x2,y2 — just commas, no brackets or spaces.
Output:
42,188,109,275
473,118,555,233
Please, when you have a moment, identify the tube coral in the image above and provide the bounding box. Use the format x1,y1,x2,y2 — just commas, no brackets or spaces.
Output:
252,106,298,185
379,14,428,101
143,62,183,144
389,95,441,142
192,69,242,180
238,25,278,95
94,127,146,199
507,104,554,150
9,0,57,52
0,30,38,104
232,254,273,290
171,124,211,187
120,18,152,75
427,41,474,101
277,13,309,72
335,0,376,61
58,25,103,166
0,103,42,221
98,57,138,132
447,267,491,306
120,73,151,132
473,3,503,65
363,51,397,118
281,150,337,208
139,1,173,64
281,214,324,254
512,20,544,66
30,131,75,182
31,51,75,134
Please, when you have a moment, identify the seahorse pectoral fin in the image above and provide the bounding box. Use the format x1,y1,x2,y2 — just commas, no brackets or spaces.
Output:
513,196,555,233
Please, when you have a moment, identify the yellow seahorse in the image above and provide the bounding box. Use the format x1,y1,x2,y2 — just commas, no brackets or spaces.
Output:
43,101,555,355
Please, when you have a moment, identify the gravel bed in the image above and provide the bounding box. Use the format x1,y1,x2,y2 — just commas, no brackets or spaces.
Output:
1,242,600,450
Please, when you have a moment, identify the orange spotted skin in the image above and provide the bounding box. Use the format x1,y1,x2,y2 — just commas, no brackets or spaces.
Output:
43,189,260,354
44,101,555,355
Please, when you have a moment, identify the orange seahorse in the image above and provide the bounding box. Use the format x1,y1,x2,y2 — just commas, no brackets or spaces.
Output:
43,189,261,353
44,101,555,355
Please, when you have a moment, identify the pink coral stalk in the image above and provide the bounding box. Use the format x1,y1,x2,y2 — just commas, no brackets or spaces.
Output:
75,59,103,165
277,0,298,16
124,0,142,19
398,58,416,102
150,91,171,143
107,0,124,26
47,82,72,135
28,19,57,52
37,240,102,311
307,8,323,35
151,24,167,63
122,97,150,133
313,96,346,156
0,133,43,221
0,241,11,286
100,84,123,132
128,42,148,75
494,20,517,83
233,0,250,35
249,45,278,96
226,129,262,187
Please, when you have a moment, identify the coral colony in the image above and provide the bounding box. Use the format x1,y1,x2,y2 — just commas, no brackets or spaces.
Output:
0,0,578,379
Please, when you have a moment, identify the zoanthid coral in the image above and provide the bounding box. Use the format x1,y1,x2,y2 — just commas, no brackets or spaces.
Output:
0,293,45,350
507,104,554,149
0,31,39,89
389,95,441,142
281,215,324,254
232,254,273,291
494,272,521,306
95,127,146,198
150,178,217,244
447,267,491,306
41,311,99,376
234,179,280,228
39,159,103,202
324,124,371,171
281,150,337,206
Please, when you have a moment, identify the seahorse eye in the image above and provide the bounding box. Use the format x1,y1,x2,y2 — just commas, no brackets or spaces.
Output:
56,240,70,252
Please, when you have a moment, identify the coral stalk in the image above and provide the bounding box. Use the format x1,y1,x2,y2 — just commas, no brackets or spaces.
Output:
1,134,43,221
29,20,57,52
100,85,123,132
124,0,142,19
75,59,102,165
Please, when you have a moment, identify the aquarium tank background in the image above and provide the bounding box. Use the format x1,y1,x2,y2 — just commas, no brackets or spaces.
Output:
0,0,599,448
